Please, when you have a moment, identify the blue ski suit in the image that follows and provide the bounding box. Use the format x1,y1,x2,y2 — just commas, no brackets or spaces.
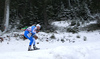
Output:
24,25,37,46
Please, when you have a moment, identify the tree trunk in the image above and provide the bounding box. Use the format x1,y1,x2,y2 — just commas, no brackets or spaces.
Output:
2,0,10,32
43,0,48,27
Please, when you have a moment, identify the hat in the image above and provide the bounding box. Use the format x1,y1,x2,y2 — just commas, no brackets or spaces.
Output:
36,24,41,28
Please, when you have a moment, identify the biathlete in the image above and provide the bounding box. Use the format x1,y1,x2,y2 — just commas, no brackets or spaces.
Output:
24,24,41,51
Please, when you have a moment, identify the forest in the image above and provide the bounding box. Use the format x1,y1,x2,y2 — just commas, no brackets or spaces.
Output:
0,0,100,32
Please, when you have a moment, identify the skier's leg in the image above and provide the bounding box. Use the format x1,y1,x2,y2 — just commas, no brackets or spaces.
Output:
33,37,40,50
24,31,33,46
24,31,33,51
26,36,33,51
28,37,34,51
24,31,30,39
29,36,33,46
33,37,35,46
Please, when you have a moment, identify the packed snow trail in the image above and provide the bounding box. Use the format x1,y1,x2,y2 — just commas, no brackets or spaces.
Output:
0,39,100,59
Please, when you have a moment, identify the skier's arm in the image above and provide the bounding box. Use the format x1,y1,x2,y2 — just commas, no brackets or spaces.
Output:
31,27,37,35
33,35,38,40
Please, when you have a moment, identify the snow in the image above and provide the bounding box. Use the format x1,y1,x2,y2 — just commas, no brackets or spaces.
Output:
52,21,70,27
0,21,100,59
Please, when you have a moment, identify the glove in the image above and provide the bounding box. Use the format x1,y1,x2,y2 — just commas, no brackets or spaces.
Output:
33,35,38,40
36,29,40,33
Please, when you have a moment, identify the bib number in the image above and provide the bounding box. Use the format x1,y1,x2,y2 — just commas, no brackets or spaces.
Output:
27,33,32,38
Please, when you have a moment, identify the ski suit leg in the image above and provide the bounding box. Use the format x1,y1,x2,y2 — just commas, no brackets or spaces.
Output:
32,37,35,45
29,36,33,46
24,31,30,39
24,31,33,46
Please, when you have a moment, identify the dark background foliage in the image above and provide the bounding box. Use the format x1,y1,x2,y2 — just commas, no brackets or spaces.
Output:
0,0,100,31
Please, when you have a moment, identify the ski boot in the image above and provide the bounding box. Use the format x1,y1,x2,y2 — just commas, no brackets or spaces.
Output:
33,45,40,50
28,46,33,51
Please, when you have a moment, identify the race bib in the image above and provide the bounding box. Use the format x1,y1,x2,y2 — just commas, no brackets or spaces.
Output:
27,33,31,38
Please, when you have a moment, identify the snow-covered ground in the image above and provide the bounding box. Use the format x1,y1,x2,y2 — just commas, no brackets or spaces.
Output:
0,21,100,59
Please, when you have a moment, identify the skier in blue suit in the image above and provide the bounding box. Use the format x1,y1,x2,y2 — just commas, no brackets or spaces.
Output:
24,24,41,51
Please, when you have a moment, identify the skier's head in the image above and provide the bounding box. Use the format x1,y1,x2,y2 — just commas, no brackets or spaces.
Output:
36,24,41,30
